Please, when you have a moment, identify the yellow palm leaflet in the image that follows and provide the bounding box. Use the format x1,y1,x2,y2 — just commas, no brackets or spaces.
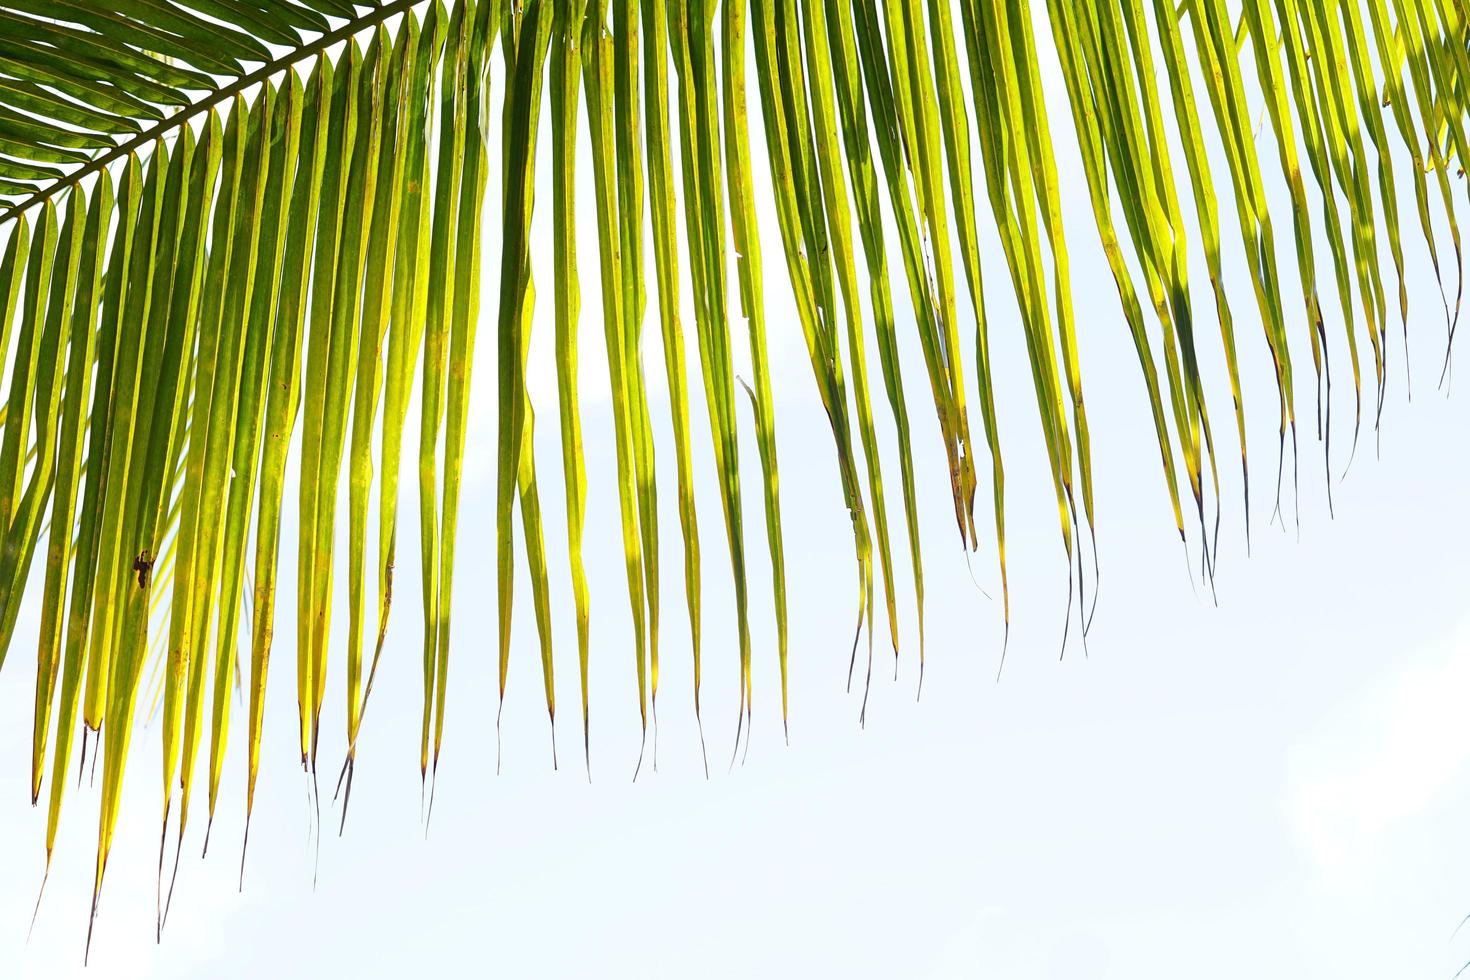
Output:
551,0,594,770
646,0,704,758
723,0,788,738
495,0,555,772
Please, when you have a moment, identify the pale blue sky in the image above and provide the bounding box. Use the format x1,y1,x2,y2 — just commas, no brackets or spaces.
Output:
4,6,1470,978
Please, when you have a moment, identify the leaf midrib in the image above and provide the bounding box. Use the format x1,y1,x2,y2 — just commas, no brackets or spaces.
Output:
0,0,427,226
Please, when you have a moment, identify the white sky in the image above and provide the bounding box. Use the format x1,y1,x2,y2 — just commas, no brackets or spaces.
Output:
5,5,1470,978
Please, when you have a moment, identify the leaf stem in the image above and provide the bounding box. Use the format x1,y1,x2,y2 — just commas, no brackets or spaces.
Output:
0,0,426,225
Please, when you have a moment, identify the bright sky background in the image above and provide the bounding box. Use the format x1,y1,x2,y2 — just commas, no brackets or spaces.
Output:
5,5,1470,978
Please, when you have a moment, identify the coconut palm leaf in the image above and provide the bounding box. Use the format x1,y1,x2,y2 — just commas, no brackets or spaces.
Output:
0,0,1464,951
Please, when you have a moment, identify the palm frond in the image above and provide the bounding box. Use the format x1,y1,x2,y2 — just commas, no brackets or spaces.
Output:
0,0,1462,950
